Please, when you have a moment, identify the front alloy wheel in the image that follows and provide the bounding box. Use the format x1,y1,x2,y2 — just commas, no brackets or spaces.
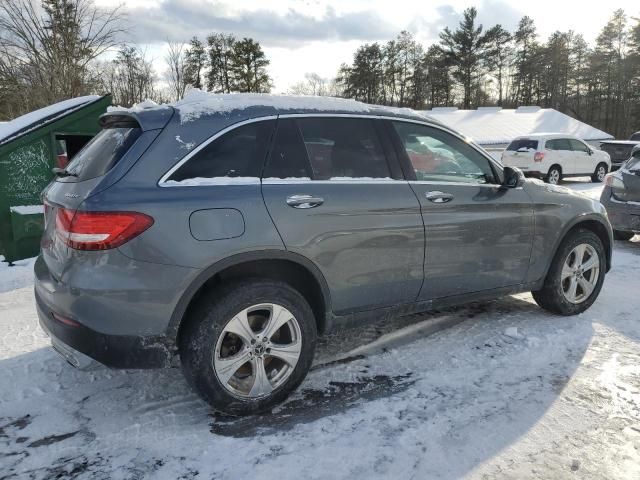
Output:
532,228,606,315
560,244,599,304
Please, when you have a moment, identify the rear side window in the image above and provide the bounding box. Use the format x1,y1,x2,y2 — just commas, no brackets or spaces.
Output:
569,139,589,153
506,139,538,152
263,117,391,180
64,127,141,181
168,120,275,182
546,139,572,151
296,118,390,180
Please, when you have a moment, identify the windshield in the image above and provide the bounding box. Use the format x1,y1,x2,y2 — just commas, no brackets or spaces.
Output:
63,127,142,181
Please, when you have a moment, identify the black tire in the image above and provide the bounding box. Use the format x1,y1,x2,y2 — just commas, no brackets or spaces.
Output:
591,162,608,183
545,165,562,184
613,229,635,241
179,278,317,415
532,229,606,315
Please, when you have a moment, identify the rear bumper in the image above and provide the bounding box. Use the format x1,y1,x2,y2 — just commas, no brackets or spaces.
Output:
600,187,640,232
36,288,173,369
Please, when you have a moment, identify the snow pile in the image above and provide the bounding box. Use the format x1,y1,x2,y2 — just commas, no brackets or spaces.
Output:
0,96,100,145
107,99,159,113
9,205,44,215
423,107,614,145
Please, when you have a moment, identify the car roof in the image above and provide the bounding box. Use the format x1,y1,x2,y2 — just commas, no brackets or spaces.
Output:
103,91,444,132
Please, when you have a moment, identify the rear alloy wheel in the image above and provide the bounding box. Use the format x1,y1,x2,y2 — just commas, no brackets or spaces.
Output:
546,166,561,185
613,230,635,241
532,229,606,315
180,279,316,415
591,163,608,183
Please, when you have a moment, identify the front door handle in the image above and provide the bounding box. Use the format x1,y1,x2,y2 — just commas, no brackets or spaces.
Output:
425,191,454,203
286,194,324,209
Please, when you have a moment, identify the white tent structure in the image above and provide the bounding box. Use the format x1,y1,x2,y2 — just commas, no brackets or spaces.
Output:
421,106,614,159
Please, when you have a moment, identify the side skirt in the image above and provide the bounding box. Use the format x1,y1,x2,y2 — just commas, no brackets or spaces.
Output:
327,281,543,333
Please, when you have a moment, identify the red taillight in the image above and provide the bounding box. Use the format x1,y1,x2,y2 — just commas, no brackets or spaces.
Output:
56,208,154,250
534,152,545,162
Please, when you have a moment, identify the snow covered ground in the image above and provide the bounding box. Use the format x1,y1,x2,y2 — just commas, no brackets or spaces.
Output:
1,181,639,479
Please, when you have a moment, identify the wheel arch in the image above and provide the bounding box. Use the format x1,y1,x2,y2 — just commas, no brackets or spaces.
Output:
168,250,333,344
543,214,613,280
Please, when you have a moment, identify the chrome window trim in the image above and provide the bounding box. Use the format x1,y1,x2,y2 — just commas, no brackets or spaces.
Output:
158,112,505,187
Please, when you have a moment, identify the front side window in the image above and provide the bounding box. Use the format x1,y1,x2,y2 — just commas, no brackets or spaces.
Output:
168,120,275,183
393,121,496,184
569,139,590,153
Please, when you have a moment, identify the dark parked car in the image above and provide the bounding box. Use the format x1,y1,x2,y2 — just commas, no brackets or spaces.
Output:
36,95,613,415
601,145,640,240
600,132,640,170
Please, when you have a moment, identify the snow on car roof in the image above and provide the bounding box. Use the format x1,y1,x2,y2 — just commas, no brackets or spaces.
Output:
110,89,434,125
421,107,614,145
0,95,101,145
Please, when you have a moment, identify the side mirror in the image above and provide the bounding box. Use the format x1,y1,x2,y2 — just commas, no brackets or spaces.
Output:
503,166,525,188
588,148,593,155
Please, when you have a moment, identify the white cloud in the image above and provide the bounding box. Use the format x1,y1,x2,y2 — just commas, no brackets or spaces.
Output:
96,0,640,92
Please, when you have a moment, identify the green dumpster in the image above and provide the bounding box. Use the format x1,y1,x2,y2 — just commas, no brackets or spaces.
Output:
0,94,112,264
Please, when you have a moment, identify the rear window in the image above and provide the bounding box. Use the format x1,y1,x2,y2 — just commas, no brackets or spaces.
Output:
506,139,538,152
64,127,142,181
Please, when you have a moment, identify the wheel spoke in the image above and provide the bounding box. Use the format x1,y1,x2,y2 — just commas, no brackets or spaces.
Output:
573,244,587,266
577,277,595,298
565,276,578,302
249,357,273,397
261,304,293,340
215,350,251,385
581,256,598,272
268,341,301,367
224,310,255,345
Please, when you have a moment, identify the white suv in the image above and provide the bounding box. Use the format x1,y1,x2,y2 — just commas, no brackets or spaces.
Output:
501,133,611,184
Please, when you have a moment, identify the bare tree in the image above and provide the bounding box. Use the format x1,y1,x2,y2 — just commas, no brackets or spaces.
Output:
288,72,341,96
95,46,161,107
0,0,124,117
165,41,187,101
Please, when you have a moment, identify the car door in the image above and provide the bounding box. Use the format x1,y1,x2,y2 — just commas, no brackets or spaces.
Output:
387,120,534,300
261,116,424,314
546,138,574,174
569,139,595,174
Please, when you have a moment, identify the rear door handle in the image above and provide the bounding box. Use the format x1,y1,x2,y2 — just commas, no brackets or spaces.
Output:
425,191,454,203
286,194,324,209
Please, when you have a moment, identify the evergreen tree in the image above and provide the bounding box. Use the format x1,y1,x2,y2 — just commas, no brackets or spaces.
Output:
486,25,513,106
439,7,498,109
229,38,272,93
512,16,538,105
206,33,235,93
184,37,206,89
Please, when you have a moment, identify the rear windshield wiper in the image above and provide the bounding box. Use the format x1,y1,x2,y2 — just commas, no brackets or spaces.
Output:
52,167,78,178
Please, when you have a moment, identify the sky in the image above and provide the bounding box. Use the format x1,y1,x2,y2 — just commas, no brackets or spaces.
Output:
95,0,640,93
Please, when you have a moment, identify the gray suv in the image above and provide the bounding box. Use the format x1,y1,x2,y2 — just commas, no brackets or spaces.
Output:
36,95,613,415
